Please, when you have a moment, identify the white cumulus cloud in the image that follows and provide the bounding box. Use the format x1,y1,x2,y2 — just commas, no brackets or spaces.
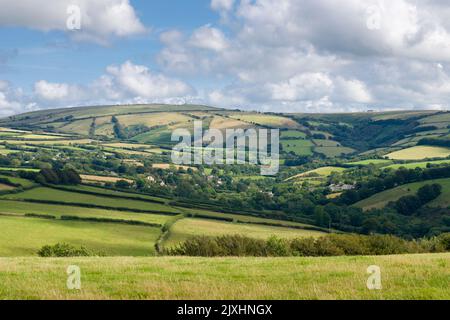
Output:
0,0,146,43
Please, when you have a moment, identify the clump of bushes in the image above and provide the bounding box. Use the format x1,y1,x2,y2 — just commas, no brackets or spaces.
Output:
390,184,442,216
19,168,81,185
37,243,95,257
25,213,56,220
166,233,450,257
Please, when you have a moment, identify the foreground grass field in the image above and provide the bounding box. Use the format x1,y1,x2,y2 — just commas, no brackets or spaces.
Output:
0,216,159,256
0,253,448,299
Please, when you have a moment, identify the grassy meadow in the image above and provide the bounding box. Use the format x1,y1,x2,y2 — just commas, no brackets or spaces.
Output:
1,187,178,213
0,216,159,257
386,146,450,160
346,159,393,166
0,200,170,225
384,159,450,170
0,253,448,299
286,166,346,181
281,139,314,156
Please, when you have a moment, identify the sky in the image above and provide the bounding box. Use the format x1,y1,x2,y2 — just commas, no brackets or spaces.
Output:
1,0,450,117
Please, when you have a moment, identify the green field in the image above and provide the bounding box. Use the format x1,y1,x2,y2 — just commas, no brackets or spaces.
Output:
281,130,307,139
355,178,450,210
68,185,168,203
0,175,36,188
1,187,179,214
182,207,323,229
0,167,40,172
313,139,340,147
286,166,346,181
346,159,393,166
314,146,355,158
386,146,450,160
384,160,450,170
0,253,448,299
164,218,327,248
281,140,314,156
0,216,159,257
0,200,170,225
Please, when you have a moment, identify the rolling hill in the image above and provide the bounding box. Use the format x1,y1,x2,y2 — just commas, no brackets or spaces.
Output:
1,105,450,300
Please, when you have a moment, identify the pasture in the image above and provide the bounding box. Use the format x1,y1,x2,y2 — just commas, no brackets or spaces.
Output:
314,146,355,158
281,139,314,156
0,253,447,299
0,200,170,225
80,175,134,184
66,185,168,203
286,166,346,181
0,175,36,188
384,160,450,170
345,159,393,166
230,113,300,128
1,187,179,213
281,130,307,139
0,183,14,191
0,216,159,257
386,146,450,160
116,112,193,127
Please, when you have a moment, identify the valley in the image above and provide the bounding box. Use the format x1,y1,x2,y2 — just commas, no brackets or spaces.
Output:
0,104,449,299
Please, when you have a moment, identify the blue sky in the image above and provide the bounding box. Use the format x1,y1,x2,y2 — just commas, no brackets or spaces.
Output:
1,0,450,116
0,1,216,89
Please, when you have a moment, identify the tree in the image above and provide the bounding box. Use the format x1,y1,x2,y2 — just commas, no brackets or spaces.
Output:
314,206,331,228
40,168,60,184
115,180,131,189
417,184,442,204
394,195,422,216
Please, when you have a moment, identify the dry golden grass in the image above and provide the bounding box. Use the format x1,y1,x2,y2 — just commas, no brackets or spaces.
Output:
0,253,448,299
152,164,197,171
19,134,67,140
117,113,193,127
101,142,153,149
209,116,253,130
80,175,134,184
386,146,450,160
0,183,14,191
230,113,301,128
285,166,346,181
0,139,94,146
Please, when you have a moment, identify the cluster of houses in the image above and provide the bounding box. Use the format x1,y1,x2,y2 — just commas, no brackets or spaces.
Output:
328,183,356,193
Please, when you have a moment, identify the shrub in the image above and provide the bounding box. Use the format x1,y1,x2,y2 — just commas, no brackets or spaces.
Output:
437,233,450,250
417,184,442,204
167,233,450,257
37,243,94,257
25,213,56,220
266,236,291,257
